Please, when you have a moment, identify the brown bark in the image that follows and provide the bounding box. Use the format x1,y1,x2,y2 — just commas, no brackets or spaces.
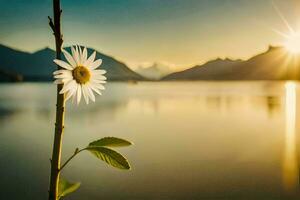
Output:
48,0,65,199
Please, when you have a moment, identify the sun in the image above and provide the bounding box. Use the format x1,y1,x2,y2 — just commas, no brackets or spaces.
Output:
284,32,300,54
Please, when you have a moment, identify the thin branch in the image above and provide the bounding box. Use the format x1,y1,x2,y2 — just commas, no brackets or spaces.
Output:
48,16,55,33
59,148,86,172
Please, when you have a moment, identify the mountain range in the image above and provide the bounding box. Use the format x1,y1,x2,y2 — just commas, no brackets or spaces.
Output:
163,46,300,80
0,44,143,82
1,44,300,82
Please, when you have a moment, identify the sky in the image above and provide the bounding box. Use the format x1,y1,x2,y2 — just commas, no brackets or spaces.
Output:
0,0,300,70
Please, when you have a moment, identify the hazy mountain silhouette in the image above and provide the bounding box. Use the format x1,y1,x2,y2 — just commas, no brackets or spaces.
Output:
163,46,300,80
2,44,299,82
0,44,144,82
136,62,172,80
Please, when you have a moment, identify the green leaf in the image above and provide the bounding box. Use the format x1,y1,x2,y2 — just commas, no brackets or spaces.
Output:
86,146,131,170
89,137,133,148
58,178,80,199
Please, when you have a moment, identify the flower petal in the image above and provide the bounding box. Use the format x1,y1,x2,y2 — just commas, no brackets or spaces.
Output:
82,84,89,104
92,74,107,81
62,49,77,67
65,83,77,101
72,91,77,104
91,82,105,90
54,71,73,79
78,45,83,64
60,80,76,94
84,51,96,66
54,79,63,84
76,85,82,105
91,79,107,84
71,46,80,65
86,85,95,102
89,59,102,70
82,47,88,63
92,69,106,75
89,83,103,95
54,59,73,70
54,77,73,84
53,69,69,75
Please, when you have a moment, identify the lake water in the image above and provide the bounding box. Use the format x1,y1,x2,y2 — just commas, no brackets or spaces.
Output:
0,81,300,200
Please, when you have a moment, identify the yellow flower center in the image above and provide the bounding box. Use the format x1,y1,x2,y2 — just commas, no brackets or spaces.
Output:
72,66,91,84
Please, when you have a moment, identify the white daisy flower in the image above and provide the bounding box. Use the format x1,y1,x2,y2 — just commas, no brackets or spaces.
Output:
53,45,107,104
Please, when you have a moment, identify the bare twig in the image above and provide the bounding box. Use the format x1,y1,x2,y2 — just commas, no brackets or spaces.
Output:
48,16,55,33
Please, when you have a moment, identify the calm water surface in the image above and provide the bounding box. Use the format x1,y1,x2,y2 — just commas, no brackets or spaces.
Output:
0,81,300,199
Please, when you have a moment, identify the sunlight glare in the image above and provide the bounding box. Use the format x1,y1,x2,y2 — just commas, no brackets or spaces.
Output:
283,81,299,192
284,32,300,54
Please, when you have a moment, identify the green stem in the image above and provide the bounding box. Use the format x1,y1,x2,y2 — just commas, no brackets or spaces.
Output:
59,148,85,172
48,0,64,200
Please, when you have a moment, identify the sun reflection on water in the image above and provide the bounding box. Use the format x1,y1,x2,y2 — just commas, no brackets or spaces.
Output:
283,81,299,192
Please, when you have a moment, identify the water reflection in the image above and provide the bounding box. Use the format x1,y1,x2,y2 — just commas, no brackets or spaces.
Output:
266,96,281,117
204,94,282,118
283,82,299,192
1,82,300,199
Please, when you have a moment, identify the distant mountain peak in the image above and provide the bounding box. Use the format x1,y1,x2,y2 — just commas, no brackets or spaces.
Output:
136,62,173,80
203,57,240,66
41,47,52,51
